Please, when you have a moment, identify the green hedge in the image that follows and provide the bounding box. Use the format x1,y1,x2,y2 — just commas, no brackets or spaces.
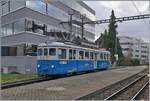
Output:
117,57,140,66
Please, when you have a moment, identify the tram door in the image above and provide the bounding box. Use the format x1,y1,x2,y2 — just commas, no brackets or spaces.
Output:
94,53,98,69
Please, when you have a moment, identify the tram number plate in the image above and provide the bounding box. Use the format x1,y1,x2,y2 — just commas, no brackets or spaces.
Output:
59,61,67,64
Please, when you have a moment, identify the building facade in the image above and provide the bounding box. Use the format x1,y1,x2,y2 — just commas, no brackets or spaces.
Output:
118,36,149,64
1,0,96,74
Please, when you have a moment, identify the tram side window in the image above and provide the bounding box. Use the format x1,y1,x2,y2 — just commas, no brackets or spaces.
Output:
108,54,110,60
79,51,84,59
73,50,76,59
58,48,66,59
44,48,48,56
38,48,42,56
69,49,73,59
90,52,94,59
49,48,56,56
106,54,108,60
95,53,98,60
100,53,103,60
85,51,89,59
104,54,107,60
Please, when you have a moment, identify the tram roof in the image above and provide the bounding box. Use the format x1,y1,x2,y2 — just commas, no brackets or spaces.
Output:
38,42,110,53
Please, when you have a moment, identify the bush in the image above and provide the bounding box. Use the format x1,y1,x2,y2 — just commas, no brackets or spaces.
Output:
117,57,140,66
131,59,140,66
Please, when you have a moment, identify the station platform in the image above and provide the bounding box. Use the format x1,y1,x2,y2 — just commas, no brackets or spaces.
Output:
1,66,147,100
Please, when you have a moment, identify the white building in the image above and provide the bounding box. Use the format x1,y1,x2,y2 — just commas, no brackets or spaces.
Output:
118,36,149,64
1,0,96,74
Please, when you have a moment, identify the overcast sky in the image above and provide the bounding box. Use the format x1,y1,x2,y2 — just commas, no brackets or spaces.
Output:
84,1,149,42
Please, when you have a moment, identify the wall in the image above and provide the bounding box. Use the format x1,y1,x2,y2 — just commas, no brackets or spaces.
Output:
1,56,37,74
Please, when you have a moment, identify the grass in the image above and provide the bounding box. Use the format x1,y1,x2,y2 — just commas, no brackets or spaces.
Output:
1,73,38,84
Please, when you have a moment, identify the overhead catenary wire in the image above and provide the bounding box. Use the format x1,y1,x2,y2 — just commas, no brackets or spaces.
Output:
131,0,149,30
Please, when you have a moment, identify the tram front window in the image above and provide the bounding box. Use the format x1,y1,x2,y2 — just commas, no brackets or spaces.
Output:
49,48,56,56
38,48,42,56
58,48,66,59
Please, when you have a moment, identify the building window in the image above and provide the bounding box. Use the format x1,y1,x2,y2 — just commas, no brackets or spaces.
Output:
141,55,147,58
1,47,10,56
135,55,139,57
1,0,25,15
141,46,147,48
7,23,13,35
10,0,25,12
25,19,33,32
1,1,9,15
1,23,13,36
141,51,147,53
2,19,25,36
26,0,46,14
33,21,44,35
14,19,25,34
24,44,37,56
2,25,7,36
25,19,45,35
47,3,68,21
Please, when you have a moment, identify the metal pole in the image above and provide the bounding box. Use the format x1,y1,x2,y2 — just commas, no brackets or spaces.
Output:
115,35,117,55
68,11,74,40
80,14,86,40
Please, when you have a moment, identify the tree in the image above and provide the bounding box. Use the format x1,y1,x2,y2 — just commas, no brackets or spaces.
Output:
106,10,124,63
96,10,124,63
102,29,108,48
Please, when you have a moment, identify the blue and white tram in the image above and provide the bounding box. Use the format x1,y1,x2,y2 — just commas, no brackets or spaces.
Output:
37,42,111,76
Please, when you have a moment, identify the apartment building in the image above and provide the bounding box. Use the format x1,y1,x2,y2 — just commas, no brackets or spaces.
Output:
118,36,149,64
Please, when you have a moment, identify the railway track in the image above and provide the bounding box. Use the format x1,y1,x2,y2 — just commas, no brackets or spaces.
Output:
76,68,149,100
104,74,149,100
131,81,149,100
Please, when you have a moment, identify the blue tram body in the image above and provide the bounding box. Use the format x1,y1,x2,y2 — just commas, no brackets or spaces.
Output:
37,42,111,76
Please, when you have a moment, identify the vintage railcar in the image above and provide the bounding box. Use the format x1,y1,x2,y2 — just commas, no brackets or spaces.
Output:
37,42,111,76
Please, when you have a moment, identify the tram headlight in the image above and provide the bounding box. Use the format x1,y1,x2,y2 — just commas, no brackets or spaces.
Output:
37,65,40,68
51,65,55,68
